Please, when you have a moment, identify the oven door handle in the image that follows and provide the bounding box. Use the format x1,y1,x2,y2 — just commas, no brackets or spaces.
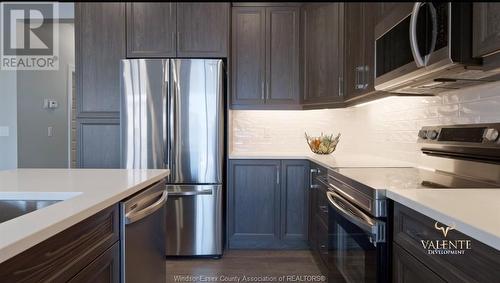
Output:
326,191,386,245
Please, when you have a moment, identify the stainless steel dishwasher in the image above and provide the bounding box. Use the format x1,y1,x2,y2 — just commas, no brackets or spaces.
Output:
120,180,167,283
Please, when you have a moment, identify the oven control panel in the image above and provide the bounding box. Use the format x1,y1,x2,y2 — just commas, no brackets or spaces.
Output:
418,123,500,145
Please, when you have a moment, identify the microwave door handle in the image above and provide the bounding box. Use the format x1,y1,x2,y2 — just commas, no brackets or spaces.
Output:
410,2,425,67
424,3,438,66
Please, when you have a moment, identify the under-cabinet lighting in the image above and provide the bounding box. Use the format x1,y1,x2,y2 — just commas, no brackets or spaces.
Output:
353,96,394,108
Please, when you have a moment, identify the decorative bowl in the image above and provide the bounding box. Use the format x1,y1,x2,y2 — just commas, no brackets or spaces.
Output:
305,132,341,155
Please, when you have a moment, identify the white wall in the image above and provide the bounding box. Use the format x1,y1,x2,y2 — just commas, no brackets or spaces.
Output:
17,22,74,168
230,81,500,164
0,70,17,170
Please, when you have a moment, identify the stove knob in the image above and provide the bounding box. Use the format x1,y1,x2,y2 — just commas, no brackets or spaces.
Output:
483,128,499,142
418,130,428,139
426,130,439,140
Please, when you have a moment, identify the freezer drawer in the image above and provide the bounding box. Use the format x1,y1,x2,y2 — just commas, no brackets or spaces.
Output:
165,184,222,256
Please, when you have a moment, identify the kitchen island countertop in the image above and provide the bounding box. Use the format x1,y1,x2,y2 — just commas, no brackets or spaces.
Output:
0,169,169,264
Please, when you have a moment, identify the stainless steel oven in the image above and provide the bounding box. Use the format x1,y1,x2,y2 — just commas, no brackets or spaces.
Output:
316,173,388,283
374,2,498,95
327,190,387,283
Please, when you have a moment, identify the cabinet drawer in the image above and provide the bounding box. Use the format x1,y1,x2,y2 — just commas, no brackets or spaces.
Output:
0,205,119,282
394,203,500,283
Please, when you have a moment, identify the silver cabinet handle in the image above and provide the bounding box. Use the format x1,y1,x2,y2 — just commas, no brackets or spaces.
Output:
310,168,319,189
261,81,265,100
266,81,270,100
355,66,364,90
276,167,280,185
168,189,212,197
363,65,369,90
125,190,168,225
338,77,344,97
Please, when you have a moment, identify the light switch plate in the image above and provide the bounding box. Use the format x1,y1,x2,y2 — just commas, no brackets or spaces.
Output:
0,126,9,137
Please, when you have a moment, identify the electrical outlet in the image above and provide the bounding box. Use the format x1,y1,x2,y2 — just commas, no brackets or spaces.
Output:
47,126,53,137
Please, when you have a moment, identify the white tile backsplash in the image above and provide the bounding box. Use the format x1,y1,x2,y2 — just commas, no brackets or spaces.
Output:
230,81,500,164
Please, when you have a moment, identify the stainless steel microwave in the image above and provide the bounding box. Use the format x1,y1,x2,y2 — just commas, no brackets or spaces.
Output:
375,2,499,95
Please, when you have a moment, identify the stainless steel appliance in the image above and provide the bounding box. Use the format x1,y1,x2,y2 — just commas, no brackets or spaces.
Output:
375,2,500,95
120,180,168,283
121,59,224,257
322,123,500,282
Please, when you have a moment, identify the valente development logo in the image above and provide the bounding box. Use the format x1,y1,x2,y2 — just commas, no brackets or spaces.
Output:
0,2,59,70
420,222,472,255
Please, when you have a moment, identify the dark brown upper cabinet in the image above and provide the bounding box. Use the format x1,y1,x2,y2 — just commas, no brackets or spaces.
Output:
126,3,177,58
126,3,229,58
76,3,125,117
231,6,300,109
302,3,344,109
473,3,500,59
344,3,376,100
177,3,230,58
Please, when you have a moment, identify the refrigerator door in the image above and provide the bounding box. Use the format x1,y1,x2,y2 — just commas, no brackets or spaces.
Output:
121,59,169,170
165,184,223,256
168,59,224,184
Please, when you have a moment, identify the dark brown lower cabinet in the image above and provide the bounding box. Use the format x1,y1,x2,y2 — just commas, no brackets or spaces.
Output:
393,243,445,283
393,202,500,283
0,205,120,282
69,242,120,283
227,159,309,249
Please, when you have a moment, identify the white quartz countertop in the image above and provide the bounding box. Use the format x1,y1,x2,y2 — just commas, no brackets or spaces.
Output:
229,152,415,168
0,169,169,264
230,151,500,250
386,188,500,251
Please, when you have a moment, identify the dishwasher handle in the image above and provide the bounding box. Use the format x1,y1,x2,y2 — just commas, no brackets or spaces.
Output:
125,190,168,225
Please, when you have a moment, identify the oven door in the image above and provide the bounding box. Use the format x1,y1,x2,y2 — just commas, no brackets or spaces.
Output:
375,2,451,92
327,191,387,283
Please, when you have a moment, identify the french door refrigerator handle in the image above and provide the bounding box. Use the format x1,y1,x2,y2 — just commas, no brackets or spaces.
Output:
168,60,177,175
163,60,169,170
168,189,213,197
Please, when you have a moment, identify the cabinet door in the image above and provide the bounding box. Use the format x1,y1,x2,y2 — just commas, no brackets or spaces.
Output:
280,160,309,248
302,3,344,106
69,243,120,283
126,3,176,57
393,244,445,283
344,3,365,99
76,3,125,117
473,3,500,57
0,205,119,282
345,3,376,100
265,7,300,106
77,119,120,168
177,3,229,57
231,7,266,106
228,160,281,249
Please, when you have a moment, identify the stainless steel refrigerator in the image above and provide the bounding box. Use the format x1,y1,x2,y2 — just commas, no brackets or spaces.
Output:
121,59,224,257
